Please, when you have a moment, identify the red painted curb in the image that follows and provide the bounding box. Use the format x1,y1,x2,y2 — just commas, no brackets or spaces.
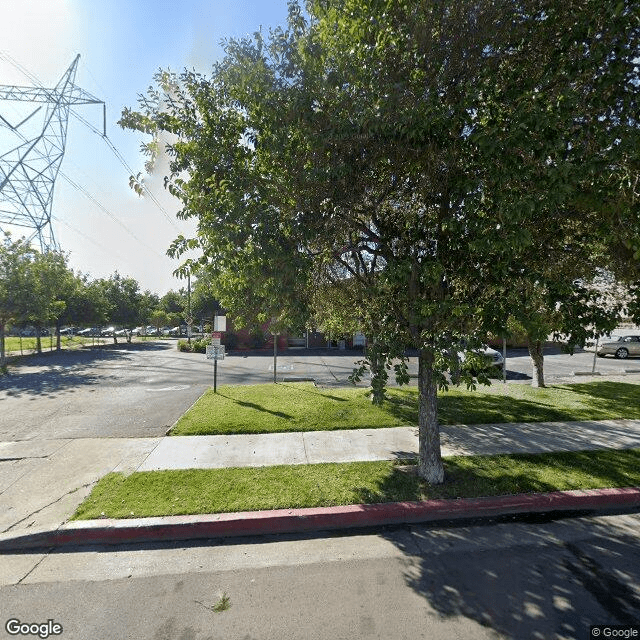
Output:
2,487,639,551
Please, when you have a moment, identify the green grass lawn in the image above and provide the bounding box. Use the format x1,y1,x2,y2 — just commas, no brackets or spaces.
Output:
72,448,640,520
3,334,162,355
3,336,93,352
172,380,640,435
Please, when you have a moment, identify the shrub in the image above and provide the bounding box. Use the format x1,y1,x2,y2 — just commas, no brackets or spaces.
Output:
178,338,209,354
249,330,266,349
223,332,238,350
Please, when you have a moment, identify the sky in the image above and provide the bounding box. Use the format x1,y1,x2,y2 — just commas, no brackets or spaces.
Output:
0,0,292,295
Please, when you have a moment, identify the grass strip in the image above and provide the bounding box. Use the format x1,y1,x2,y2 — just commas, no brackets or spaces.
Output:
172,381,640,435
3,336,93,352
72,448,640,520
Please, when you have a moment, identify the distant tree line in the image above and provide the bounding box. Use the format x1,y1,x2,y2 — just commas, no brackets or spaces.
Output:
0,234,220,366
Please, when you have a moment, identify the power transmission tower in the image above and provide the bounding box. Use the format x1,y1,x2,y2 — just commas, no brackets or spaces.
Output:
0,55,104,251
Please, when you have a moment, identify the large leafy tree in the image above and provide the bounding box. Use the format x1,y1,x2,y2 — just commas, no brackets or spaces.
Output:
0,235,33,366
138,290,161,326
471,0,640,385
96,272,144,341
121,0,639,483
26,250,76,353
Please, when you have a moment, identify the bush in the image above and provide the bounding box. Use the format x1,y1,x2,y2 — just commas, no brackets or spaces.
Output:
178,338,209,354
249,330,266,349
223,332,238,350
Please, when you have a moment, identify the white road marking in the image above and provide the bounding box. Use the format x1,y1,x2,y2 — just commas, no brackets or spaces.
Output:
145,385,190,392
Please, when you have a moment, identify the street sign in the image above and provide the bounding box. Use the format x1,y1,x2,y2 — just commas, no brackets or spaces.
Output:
185,316,193,326
213,316,226,332
211,331,222,339
206,345,225,360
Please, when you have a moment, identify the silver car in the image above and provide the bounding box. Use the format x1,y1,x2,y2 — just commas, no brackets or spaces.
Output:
597,335,640,359
459,346,505,371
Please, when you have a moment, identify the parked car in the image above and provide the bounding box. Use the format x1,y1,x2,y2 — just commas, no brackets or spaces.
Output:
115,328,130,337
77,327,99,336
100,326,116,337
459,345,504,373
597,335,640,359
59,327,75,336
146,325,158,335
133,326,145,336
20,327,50,337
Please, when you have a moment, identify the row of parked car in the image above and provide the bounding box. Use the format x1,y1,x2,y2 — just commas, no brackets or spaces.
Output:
55,325,191,338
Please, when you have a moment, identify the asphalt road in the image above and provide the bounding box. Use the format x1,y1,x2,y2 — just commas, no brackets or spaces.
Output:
0,343,212,440
1,341,640,441
2,511,639,639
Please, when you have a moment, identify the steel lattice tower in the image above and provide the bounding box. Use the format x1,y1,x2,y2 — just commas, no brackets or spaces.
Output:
0,55,103,251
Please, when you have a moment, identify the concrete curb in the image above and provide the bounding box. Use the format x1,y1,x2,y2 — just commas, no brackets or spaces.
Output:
1,487,639,552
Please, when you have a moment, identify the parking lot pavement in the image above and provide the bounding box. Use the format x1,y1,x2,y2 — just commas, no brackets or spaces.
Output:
0,343,211,440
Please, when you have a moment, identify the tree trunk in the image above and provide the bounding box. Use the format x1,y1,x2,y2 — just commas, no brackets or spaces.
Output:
56,323,61,351
417,348,444,484
528,339,545,388
36,329,42,354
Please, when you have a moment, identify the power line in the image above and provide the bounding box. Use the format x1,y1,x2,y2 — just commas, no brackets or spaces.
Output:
59,171,166,259
0,52,183,233
0,52,177,258
52,214,125,259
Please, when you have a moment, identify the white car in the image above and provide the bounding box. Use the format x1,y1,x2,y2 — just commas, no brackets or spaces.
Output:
597,335,640,359
459,346,504,372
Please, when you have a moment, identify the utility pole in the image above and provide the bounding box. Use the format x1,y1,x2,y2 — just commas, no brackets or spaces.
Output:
0,55,104,250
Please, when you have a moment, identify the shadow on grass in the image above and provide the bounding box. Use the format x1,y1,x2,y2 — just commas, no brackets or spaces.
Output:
381,381,640,427
350,449,640,504
277,382,349,402
553,382,640,418
216,393,294,420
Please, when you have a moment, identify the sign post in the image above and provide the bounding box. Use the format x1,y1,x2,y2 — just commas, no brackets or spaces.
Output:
208,313,227,393
206,344,225,392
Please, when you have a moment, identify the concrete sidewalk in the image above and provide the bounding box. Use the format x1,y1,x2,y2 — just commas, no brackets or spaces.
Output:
138,419,640,471
2,419,640,550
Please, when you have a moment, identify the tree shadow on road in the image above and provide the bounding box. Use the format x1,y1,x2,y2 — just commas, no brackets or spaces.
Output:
385,512,640,638
0,348,134,397
343,449,640,637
